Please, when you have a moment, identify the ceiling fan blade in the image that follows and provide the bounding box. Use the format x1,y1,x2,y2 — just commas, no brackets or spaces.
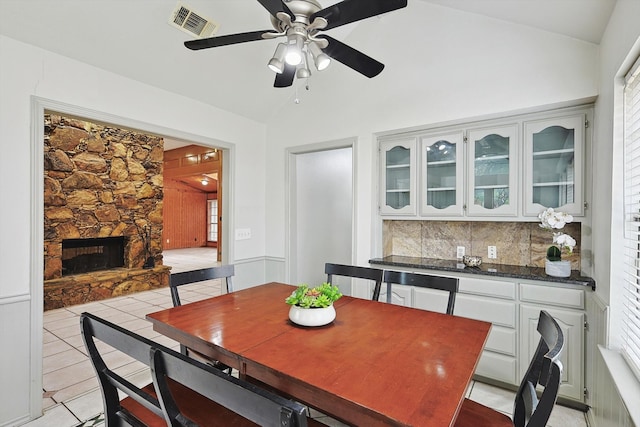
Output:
185,30,273,50
311,0,407,31
256,0,294,19
317,35,384,78
274,63,296,88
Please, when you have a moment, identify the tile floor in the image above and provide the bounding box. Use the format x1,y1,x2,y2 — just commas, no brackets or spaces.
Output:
22,248,589,426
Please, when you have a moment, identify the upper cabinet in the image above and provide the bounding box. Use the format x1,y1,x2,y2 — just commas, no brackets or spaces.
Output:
378,105,592,220
420,132,465,216
524,114,586,216
467,125,518,216
380,138,417,215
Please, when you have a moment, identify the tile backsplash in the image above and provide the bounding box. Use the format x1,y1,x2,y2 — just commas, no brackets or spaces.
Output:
383,220,581,269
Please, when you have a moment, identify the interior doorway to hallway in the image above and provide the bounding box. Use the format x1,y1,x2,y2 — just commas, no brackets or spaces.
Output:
288,142,354,294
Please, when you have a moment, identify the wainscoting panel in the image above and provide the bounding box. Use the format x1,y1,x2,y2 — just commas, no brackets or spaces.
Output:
586,294,635,427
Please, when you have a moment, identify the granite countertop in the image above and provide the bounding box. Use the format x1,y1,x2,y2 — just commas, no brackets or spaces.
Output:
369,255,596,290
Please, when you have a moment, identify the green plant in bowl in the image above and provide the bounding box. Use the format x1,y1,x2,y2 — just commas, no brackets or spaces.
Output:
285,283,342,308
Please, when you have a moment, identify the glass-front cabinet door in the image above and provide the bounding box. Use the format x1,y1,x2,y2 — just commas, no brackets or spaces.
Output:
524,114,585,216
420,132,464,216
380,138,416,215
467,125,518,216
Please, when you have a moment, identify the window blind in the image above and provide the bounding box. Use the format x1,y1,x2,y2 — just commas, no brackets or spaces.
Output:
623,54,640,379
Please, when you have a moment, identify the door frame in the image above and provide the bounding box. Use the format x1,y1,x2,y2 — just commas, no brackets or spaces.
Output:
285,138,357,287
29,96,235,418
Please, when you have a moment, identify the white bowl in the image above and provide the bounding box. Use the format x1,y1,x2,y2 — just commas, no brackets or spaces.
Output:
288,304,336,327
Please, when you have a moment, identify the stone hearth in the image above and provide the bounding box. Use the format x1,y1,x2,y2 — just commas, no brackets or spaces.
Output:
43,114,169,310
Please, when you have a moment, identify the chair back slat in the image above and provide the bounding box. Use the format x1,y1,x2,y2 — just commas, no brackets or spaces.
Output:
150,347,309,427
170,265,234,306
324,263,384,301
382,270,458,314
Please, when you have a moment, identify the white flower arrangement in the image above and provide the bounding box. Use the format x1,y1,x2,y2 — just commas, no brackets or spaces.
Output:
538,208,576,261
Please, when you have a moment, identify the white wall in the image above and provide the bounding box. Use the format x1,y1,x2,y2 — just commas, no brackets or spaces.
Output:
264,1,599,269
0,35,267,425
596,0,640,331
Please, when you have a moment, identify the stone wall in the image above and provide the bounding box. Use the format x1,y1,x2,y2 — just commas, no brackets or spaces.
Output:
383,220,582,269
43,114,169,309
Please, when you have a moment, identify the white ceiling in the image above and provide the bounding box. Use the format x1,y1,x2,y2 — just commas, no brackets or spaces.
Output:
0,0,616,126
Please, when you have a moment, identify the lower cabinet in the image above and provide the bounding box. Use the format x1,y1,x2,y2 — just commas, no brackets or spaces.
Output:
520,304,585,402
369,271,588,404
454,292,518,385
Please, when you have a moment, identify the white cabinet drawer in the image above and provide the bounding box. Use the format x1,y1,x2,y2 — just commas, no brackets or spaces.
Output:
484,325,517,356
475,351,518,385
459,277,516,300
519,283,584,309
413,287,453,314
454,294,517,328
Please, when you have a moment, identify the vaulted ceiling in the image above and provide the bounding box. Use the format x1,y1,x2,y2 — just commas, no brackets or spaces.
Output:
0,0,616,125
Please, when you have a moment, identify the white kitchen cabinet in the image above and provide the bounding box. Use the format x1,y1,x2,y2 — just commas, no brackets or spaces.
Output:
466,124,519,216
378,104,592,219
454,279,519,385
419,131,465,216
524,113,586,216
520,303,585,402
378,282,412,306
379,138,417,215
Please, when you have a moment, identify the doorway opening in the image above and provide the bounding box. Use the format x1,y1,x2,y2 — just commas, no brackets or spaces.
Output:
163,143,224,262
287,141,354,293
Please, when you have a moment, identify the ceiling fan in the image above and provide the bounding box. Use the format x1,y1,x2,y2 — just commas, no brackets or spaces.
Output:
184,0,408,88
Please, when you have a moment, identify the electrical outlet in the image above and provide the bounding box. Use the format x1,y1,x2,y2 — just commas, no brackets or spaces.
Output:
488,246,497,259
456,246,465,259
235,228,252,240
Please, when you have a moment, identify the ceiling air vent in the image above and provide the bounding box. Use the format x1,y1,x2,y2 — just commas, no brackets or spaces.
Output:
169,3,218,38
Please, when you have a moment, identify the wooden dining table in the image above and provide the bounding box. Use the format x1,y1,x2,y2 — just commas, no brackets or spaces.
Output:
146,282,491,427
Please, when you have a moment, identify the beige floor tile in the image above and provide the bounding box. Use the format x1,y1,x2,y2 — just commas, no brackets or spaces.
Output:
43,308,76,322
43,330,58,344
20,403,79,427
548,403,588,427
44,315,81,332
42,348,88,374
50,376,99,403
66,302,112,315
43,339,75,358
64,388,104,424
468,382,515,414
43,359,95,391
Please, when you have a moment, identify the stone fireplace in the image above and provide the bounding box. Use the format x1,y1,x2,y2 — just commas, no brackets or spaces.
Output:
43,114,170,310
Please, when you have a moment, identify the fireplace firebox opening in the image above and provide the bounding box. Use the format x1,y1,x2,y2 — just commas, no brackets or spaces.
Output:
62,237,126,276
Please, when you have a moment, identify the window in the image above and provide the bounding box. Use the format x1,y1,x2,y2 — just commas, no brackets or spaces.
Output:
622,54,640,378
208,199,218,242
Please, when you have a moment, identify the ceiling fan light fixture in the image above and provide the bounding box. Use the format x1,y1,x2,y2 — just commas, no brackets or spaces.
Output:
308,41,330,71
285,35,304,66
268,43,287,73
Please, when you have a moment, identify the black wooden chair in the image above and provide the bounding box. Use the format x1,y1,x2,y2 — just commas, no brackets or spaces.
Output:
170,265,234,372
169,264,234,307
382,270,459,314
81,312,319,427
325,263,384,301
80,312,166,427
455,310,565,427
150,346,323,427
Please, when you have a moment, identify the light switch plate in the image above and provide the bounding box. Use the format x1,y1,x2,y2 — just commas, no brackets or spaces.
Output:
235,228,251,240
